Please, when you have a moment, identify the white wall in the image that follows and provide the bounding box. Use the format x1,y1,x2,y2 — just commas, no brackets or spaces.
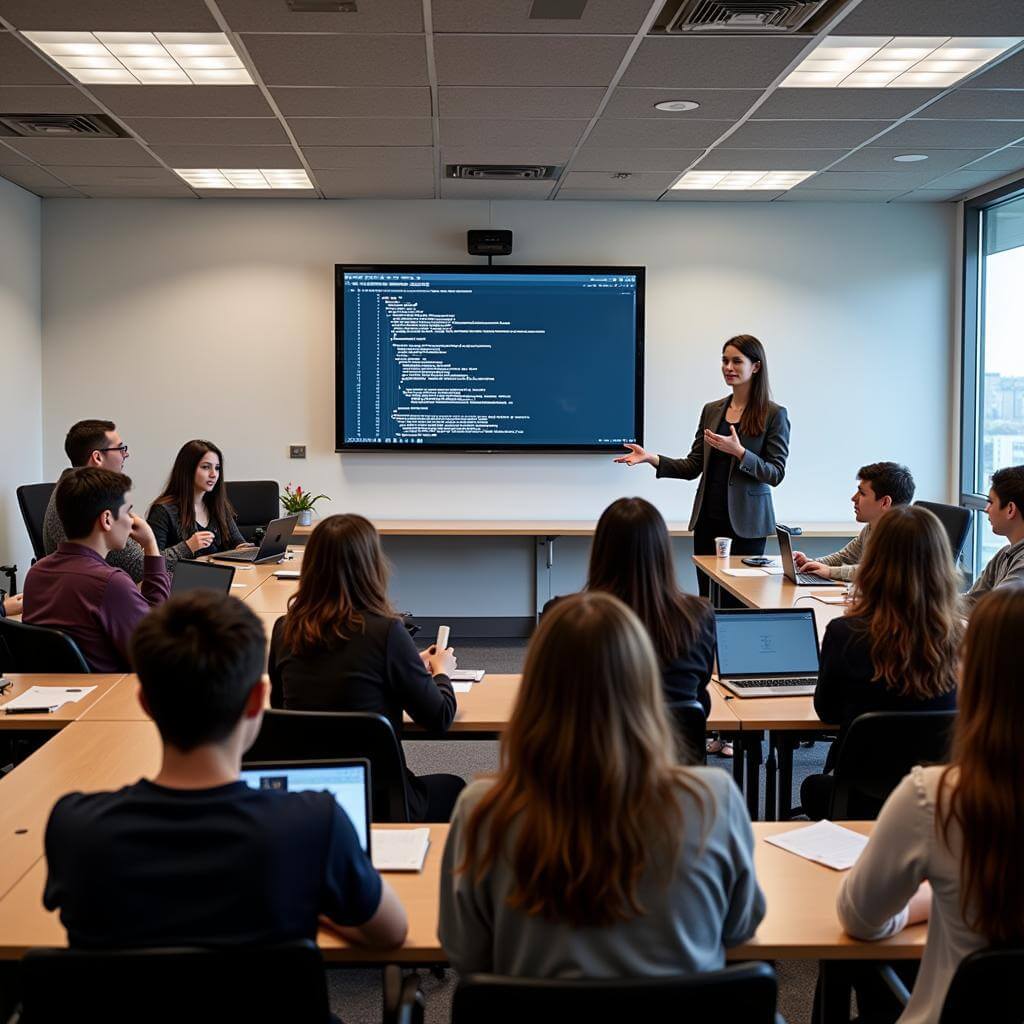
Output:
0,177,42,581
40,198,957,529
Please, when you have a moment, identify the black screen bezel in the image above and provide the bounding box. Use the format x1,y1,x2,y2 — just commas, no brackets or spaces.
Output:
334,263,645,453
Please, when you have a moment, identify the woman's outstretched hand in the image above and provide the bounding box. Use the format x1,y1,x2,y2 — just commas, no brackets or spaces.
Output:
614,443,655,467
704,426,745,459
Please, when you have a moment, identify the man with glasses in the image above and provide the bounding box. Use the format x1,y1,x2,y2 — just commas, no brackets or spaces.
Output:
43,420,192,582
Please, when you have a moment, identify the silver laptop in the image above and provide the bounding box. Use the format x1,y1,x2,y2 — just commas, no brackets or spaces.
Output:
714,608,820,697
171,559,235,596
210,514,298,564
239,758,371,855
777,527,843,587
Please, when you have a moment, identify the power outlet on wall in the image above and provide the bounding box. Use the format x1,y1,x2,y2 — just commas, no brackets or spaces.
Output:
289,445,306,459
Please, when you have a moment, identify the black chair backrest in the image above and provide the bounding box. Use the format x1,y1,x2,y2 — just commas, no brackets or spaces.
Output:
0,617,90,674
667,699,707,765
940,947,1024,1023
16,482,55,562
19,941,330,1024
914,500,972,563
829,710,956,819
244,709,411,822
453,963,777,1023
225,480,280,542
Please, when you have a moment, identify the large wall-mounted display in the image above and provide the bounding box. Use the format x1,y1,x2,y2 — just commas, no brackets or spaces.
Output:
335,264,645,452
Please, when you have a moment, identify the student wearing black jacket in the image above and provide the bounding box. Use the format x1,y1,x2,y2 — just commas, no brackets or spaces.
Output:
268,514,464,822
801,505,961,820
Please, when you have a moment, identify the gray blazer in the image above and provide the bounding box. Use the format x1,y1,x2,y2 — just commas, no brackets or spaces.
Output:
657,397,790,538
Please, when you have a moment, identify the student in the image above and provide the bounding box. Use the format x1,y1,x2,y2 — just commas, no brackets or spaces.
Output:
615,335,790,598
439,592,764,976
148,439,250,559
837,585,1024,1024
962,464,1024,611
24,468,170,672
794,461,915,581
44,591,407,951
269,514,464,822
800,505,960,820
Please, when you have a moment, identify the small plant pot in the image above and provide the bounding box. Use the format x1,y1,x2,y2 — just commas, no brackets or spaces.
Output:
297,510,313,527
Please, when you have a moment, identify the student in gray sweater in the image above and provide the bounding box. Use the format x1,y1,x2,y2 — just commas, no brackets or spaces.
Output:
795,461,915,582
439,591,764,978
962,464,1024,612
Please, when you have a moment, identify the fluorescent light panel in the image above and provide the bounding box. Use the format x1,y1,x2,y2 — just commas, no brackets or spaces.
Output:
781,36,1021,88
174,168,314,190
671,170,815,191
22,31,252,85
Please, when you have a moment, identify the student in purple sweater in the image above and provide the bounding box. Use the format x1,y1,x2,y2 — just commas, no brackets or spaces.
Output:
24,468,170,672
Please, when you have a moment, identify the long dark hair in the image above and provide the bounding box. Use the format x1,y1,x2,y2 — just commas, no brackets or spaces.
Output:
281,514,397,656
723,334,771,437
587,497,711,663
151,439,236,542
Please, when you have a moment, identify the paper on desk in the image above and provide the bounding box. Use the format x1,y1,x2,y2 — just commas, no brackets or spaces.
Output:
762,567,785,575
273,570,301,579
722,568,770,577
452,682,473,693
372,828,430,871
3,685,97,712
764,820,868,871
230,583,248,588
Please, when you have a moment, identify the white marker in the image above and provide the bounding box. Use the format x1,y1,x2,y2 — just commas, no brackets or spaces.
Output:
435,625,450,651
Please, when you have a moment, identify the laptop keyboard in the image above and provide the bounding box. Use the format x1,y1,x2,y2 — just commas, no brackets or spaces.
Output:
796,572,837,586
729,677,817,688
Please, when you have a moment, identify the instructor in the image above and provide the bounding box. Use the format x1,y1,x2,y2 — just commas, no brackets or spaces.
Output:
615,334,790,597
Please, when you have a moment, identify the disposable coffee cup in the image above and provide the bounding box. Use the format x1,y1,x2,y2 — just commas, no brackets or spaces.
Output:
715,537,732,559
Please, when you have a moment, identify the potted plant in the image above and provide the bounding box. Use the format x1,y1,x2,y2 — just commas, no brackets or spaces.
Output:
280,483,330,528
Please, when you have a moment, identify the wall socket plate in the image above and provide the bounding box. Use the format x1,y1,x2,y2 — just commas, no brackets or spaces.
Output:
289,445,306,459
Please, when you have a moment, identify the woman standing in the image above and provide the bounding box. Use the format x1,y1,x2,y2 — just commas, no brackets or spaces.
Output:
148,440,250,558
615,335,790,598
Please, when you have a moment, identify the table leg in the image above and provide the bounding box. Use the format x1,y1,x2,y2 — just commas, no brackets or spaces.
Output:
764,732,778,821
778,734,797,819
743,732,763,820
731,734,744,788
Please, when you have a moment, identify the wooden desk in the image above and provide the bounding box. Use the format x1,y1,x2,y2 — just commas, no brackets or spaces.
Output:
197,548,303,602
0,675,125,732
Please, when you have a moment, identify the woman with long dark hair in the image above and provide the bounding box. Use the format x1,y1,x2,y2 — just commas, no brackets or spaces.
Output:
837,585,1024,1023
583,497,715,714
615,335,790,598
801,504,961,819
148,440,249,558
268,513,465,822
439,591,764,975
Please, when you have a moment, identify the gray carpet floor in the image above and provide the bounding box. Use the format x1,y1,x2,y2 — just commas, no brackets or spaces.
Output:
331,639,828,1024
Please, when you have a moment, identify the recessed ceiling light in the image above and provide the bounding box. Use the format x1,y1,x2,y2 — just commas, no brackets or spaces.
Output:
671,170,815,191
780,35,1021,88
174,168,314,190
654,100,701,112
22,31,252,85
893,154,929,162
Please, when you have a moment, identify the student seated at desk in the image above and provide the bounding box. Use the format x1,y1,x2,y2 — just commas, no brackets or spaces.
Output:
801,505,960,820
24,468,170,672
837,586,1024,1024
44,591,407,952
269,513,464,822
962,465,1024,612
439,592,764,977
147,439,250,559
794,461,915,581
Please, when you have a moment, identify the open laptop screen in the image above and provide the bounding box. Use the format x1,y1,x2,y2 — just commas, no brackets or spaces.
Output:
170,559,235,596
239,759,371,854
715,609,819,678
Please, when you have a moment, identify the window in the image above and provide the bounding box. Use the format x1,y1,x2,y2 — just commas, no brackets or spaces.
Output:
962,179,1024,574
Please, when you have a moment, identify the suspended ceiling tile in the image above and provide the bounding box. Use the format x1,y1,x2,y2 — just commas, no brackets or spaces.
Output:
728,120,893,149
891,190,963,202
439,86,605,119
244,34,428,87
301,145,434,171
965,146,1024,172
124,117,291,147
440,118,587,148
0,142,29,164
0,0,218,31
432,0,654,34
872,119,1024,149
832,148,991,175
966,52,1024,89
777,189,902,202
798,171,955,190
923,169,1009,190
694,148,847,171
3,136,160,165
554,189,657,200
620,37,807,89
0,164,72,188
754,88,940,120
586,117,731,148
49,165,184,185
148,143,302,167
835,0,1024,36
561,170,680,192
0,85,101,113
0,34,67,85
288,116,431,146
271,87,431,118
920,91,1024,120
440,177,554,199
602,87,763,120
80,184,195,197
570,147,703,172
90,86,273,119
441,145,574,165
219,0,423,32
316,166,434,198
434,35,630,87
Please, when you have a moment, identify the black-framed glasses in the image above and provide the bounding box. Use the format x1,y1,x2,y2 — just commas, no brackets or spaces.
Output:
97,444,129,456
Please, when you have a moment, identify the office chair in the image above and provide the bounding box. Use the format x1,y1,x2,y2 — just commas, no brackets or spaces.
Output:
225,480,280,542
667,699,708,765
16,483,55,563
914,501,972,563
940,947,1024,1023
0,618,90,674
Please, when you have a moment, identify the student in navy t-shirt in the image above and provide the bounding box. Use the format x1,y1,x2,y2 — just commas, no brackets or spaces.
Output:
43,591,408,951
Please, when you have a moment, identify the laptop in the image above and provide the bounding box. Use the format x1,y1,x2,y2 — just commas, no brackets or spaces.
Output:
170,559,235,597
714,607,820,698
210,514,298,564
239,758,371,855
776,527,843,587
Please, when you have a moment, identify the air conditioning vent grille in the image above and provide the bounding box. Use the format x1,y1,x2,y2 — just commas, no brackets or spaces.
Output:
656,0,838,32
0,113,128,138
447,164,560,181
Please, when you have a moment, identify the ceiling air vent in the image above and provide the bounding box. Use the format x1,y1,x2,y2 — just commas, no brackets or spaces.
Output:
446,165,561,181
655,0,851,33
0,113,128,138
